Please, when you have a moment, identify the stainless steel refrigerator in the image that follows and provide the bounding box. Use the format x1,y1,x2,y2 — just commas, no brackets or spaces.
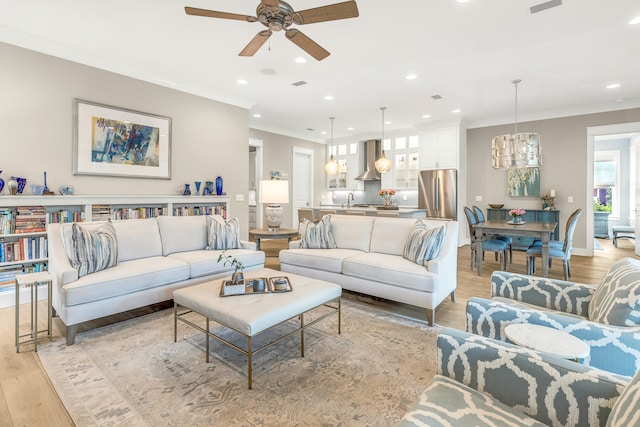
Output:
418,169,457,220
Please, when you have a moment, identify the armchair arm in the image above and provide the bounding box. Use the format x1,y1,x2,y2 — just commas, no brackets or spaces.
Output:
491,271,596,316
288,240,301,249
437,327,627,427
240,240,257,251
466,297,640,377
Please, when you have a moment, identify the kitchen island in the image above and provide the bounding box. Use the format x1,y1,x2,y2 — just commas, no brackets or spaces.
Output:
312,205,427,218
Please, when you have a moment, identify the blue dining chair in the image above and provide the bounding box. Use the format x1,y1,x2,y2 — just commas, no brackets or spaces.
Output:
526,209,582,280
464,206,509,271
473,205,513,264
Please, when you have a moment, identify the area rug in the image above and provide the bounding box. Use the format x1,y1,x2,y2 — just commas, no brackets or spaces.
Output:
37,299,437,426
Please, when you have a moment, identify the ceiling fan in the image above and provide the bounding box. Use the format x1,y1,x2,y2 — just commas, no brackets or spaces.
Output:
184,0,359,61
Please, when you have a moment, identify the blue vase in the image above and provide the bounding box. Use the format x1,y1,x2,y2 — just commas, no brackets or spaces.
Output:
215,176,223,195
0,171,4,194
182,184,191,196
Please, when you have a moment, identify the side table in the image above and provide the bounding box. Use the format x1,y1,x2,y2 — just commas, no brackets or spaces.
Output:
15,271,53,352
505,323,590,362
249,228,299,251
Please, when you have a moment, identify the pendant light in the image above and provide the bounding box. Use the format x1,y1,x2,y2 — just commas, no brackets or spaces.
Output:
375,107,392,173
324,116,339,175
492,79,542,169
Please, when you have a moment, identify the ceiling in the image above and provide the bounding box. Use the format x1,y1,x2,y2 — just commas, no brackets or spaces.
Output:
1,0,639,143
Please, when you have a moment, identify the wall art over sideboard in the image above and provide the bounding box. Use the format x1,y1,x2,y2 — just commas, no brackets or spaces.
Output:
507,168,540,197
73,99,172,179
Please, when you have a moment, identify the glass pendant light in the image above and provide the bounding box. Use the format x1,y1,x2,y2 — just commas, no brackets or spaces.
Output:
375,107,392,173
492,79,542,169
324,116,339,175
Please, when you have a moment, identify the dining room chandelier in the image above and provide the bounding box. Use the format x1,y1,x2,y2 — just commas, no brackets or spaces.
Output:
491,79,542,169
324,116,339,175
375,107,392,173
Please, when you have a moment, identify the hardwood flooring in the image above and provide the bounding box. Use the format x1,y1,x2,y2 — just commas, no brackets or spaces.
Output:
0,237,634,426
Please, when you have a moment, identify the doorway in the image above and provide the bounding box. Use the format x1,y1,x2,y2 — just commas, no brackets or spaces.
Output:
292,146,314,228
249,138,263,230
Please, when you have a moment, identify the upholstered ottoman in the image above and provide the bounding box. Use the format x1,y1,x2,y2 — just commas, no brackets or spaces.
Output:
612,225,635,247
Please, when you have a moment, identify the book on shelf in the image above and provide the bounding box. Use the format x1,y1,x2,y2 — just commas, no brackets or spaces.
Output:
0,236,47,263
0,207,16,235
0,263,47,292
14,206,46,233
47,209,85,224
173,205,227,218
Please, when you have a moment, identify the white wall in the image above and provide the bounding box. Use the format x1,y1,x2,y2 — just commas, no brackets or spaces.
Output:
1,42,252,236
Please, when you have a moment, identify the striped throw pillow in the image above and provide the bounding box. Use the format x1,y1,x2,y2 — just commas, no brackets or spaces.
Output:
588,257,640,326
65,221,118,277
206,216,242,250
403,223,445,265
300,215,336,249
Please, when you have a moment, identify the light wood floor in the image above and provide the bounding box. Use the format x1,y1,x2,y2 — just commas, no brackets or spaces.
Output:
0,238,634,426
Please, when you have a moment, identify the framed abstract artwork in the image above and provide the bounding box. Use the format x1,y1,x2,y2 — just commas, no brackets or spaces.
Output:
73,99,172,179
507,168,540,197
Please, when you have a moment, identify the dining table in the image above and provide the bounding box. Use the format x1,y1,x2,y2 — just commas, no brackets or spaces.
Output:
472,220,558,277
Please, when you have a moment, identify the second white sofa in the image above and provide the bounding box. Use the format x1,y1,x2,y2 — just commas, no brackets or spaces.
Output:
279,215,458,325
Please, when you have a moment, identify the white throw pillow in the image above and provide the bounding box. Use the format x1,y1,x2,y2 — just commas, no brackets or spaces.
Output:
402,222,445,265
206,216,242,250
63,221,118,277
300,215,337,249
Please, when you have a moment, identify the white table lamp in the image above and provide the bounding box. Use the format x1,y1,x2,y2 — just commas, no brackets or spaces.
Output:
259,180,289,231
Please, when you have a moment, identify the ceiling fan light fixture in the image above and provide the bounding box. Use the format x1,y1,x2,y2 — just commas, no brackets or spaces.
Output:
375,107,392,173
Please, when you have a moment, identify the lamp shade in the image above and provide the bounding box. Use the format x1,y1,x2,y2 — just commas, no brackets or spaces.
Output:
259,180,289,204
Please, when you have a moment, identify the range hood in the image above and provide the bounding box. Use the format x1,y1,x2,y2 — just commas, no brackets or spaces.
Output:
355,139,381,181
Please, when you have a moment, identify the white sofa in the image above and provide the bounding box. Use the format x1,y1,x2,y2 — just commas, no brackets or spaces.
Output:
279,215,458,325
47,215,265,344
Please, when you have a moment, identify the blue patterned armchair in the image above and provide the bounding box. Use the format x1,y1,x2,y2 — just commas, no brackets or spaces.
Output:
399,327,637,427
466,257,640,377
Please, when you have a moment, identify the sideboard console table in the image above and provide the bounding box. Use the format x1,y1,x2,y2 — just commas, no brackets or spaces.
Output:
487,208,560,250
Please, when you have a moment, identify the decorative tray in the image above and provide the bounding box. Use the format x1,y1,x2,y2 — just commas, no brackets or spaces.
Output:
269,276,293,293
507,220,527,225
220,277,270,297
376,206,399,210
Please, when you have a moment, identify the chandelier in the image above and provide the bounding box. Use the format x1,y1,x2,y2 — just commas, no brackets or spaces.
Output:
324,116,338,175
375,107,392,173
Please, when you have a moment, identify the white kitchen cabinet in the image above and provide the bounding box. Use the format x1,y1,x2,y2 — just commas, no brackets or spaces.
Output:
327,142,363,190
380,136,419,189
419,126,459,170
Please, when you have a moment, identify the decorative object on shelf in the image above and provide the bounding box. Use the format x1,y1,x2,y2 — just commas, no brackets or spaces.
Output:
216,176,223,195
492,79,542,169
259,179,289,231
204,181,214,195
375,107,392,173
7,177,18,195
182,183,191,196
31,184,44,195
12,177,27,194
324,116,339,175
73,99,172,179
0,171,4,194
488,204,504,209
59,185,74,195
194,181,202,196
42,171,50,193
378,188,396,206
508,208,526,224
507,168,540,197
541,189,556,209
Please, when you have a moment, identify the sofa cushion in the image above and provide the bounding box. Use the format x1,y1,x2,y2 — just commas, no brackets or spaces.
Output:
206,216,242,250
330,215,375,252
63,221,118,277
606,369,640,427
589,257,640,326
61,256,190,307
399,375,546,427
299,215,336,249
279,248,364,274
112,218,162,262
369,217,417,256
168,249,265,278
403,223,445,265
157,215,207,255
343,253,437,292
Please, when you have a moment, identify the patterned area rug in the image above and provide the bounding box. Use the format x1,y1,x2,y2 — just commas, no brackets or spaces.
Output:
38,299,437,426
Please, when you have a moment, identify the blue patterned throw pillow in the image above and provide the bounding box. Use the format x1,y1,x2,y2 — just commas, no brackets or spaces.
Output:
300,215,336,249
589,257,640,326
606,369,640,427
206,216,242,250
65,221,118,277
403,222,445,265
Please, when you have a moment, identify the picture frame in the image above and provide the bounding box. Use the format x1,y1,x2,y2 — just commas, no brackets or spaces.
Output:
73,99,172,179
507,168,540,197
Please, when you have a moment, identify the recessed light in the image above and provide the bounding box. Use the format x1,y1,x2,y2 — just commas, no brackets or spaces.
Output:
295,57,307,63
405,73,417,80
422,114,431,119
237,79,248,85
253,113,261,118
347,127,354,131
385,120,392,125
321,131,327,135
606,83,621,89
457,0,470,3
629,16,640,25
324,95,334,101
452,109,461,114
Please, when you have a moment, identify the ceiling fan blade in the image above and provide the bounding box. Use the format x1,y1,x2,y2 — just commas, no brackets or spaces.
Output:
260,0,280,10
293,0,359,25
185,6,258,22
285,29,330,61
239,30,272,56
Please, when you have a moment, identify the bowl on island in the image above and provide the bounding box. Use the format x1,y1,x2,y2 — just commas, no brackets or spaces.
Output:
489,204,504,209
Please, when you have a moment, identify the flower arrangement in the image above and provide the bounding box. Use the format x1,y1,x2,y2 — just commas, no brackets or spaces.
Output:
218,252,244,284
508,209,526,223
378,188,396,205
